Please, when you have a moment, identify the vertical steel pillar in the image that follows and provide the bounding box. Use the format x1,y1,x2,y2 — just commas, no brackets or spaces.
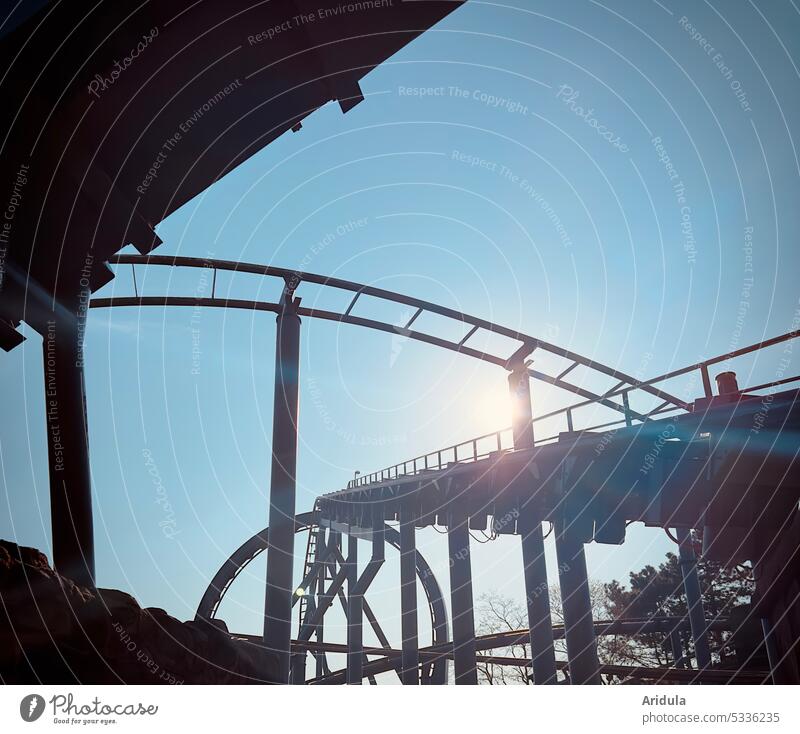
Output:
555,518,601,684
508,359,557,684
669,629,686,668
448,510,478,684
42,313,95,587
519,512,558,683
676,527,711,669
400,496,419,684
290,632,307,684
263,291,301,684
346,532,363,684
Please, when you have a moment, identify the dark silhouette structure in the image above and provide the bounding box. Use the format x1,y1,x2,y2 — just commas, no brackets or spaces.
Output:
2,0,799,685
0,0,464,587
92,256,799,684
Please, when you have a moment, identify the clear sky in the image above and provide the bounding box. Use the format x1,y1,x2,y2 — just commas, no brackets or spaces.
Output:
2,0,799,663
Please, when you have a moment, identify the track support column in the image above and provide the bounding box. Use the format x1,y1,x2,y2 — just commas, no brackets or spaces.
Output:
448,508,478,684
508,357,557,683
676,527,711,669
400,496,419,684
42,312,95,588
263,290,302,684
555,518,601,684
346,533,363,684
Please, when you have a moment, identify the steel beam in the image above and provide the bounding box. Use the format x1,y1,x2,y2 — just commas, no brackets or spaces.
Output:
519,511,558,684
555,519,601,684
42,313,95,587
676,528,711,670
669,630,686,668
263,293,302,684
346,533,363,684
448,511,478,684
315,526,330,679
400,496,420,684
508,361,557,684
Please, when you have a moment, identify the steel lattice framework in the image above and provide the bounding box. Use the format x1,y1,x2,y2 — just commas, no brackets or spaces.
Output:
90,254,800,685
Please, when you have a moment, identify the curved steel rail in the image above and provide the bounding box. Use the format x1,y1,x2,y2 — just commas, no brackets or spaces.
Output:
91,254,687,424
196,517,450,684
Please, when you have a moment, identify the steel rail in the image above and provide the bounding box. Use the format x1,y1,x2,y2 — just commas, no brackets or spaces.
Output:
535,330,800,419
90,294,657,430
98,254,686,410
285,633,766,685
232,615,734,652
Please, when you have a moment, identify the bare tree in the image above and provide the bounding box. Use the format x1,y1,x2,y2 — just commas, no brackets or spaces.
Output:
475,549,756,684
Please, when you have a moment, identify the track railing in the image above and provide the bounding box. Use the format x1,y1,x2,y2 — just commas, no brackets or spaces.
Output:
347,330,800,488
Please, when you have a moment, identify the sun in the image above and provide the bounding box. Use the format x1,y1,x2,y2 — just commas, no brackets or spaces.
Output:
472,382,513,433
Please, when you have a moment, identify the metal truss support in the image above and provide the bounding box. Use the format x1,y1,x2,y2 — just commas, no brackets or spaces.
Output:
346,533,362,684
263,292,302,684
400,496,420,684
42,311,95,587
676,528,711,670
555,519,601,684
508,358,558,684
290,527,327,685
448,510,478,684
315,527,332,679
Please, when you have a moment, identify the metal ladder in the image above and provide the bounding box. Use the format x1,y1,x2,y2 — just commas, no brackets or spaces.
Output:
297,501,321,634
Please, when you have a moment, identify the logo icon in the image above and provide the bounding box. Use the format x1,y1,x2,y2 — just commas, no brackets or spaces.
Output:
20,694,45,722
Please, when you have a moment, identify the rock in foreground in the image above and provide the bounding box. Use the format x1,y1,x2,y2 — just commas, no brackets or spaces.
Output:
0,540,279,684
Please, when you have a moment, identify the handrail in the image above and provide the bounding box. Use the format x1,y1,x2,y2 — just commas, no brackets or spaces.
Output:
347,333,800,488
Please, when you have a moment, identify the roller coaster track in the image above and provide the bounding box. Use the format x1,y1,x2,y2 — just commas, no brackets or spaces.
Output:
91,255,799,685
93,254,692,424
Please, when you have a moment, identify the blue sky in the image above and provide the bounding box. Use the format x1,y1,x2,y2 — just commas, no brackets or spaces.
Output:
2,0,799,661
